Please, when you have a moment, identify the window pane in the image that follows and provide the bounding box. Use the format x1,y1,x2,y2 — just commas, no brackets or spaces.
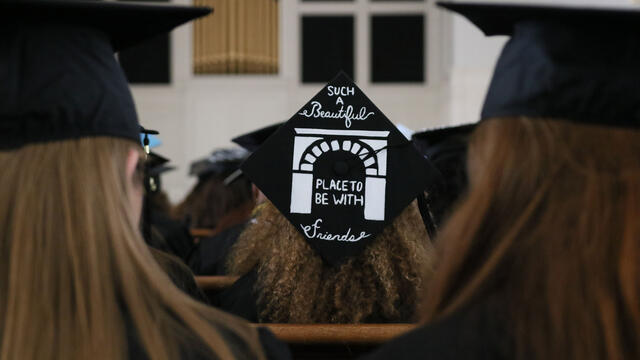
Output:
371,15,424,83
302,16,355,83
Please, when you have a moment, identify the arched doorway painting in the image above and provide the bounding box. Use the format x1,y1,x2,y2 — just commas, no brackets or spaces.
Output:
289,128,390,221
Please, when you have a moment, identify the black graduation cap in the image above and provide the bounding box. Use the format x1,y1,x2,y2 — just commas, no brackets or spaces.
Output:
189,148,249,179
146,152,175,178
0,0,211,150
412,124,475,229
241,72,433,266
232,122,284,153
437,1,640,127
144,152,174,194
412,124,475,163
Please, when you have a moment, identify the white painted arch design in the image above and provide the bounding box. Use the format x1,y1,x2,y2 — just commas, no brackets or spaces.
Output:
289,128,390,221
298,138,380,176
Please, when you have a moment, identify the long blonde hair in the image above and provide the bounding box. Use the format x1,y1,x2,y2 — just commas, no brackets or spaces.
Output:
423,118,640,359
228,201,435,323
0,137,264,360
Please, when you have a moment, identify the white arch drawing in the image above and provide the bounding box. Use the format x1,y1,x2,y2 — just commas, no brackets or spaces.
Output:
289,128,390,220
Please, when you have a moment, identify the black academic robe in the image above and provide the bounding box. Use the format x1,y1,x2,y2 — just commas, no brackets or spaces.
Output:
362,299,512,360
216,269,416,324
150,247,209,303
188,222,248,276
127,320,292,360
215,269,260,322
149,208,195,262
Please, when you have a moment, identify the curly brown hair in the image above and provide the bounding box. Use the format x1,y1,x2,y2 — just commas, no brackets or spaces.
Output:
226,201,435,323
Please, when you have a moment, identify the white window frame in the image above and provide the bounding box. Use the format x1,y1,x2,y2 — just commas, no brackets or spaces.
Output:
282,0,451,90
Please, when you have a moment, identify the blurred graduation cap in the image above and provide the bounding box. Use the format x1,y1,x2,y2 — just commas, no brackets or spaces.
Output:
241,72,434,266
0,0,211,150
189,148,249,181
232,122,284,153
145,152,175,193
412,123,475,163
412,124,475,229
437,1,640,127
146,152,175,177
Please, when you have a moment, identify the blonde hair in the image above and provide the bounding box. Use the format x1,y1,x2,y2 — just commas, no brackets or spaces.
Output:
228,201,435,323
0,138,264,360
423,118,640,359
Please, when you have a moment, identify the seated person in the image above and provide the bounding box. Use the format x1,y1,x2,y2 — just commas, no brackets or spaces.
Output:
0,4,289,359
367,3,640,359
220,200,435,323
188,125,280,276
174,147,254,232
412,123,475,232
217,74,437,323
141,151,194,261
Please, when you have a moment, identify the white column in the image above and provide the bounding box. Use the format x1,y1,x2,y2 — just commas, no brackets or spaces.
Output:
364,177,386,221
290,173,314,214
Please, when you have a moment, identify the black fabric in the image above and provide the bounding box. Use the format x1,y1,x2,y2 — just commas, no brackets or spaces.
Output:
0,0,211,51
437,2,640,37
146,152,174,177
438,2,640,128
149,248,208,304
242,72,434,266
125,318,278,360
412,124,474,228
257,327,294,360
216,266,415,324
0,23,140,149
215,269,260,322
232,122,284,153
0,1,210,150
188,222,248,276
149,208,195,262
362,299,512,360
189,148,249,178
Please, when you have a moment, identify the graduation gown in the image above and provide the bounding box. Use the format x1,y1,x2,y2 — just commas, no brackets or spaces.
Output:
149,208,195,262
188,222,248,276
215,269,260,322
216,268,417,324
150,248,209,303
362,298,512,360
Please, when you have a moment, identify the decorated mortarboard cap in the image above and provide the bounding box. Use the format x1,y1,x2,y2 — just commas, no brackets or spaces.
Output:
0,0,211,150
241,72,433,266
437,1,640,127
189,147,249,178
232,122,284,153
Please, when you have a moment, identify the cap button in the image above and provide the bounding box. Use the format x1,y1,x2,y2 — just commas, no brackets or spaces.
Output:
334,161,349,176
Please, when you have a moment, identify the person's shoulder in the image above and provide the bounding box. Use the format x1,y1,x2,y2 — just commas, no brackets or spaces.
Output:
190,222,249,275
256,327,293,360
362,301,511,360
216,269,259,322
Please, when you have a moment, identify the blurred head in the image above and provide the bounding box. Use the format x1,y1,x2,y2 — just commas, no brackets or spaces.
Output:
175,172,255,230
227,200,435,323
0,138,264,360
423,117,640,360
